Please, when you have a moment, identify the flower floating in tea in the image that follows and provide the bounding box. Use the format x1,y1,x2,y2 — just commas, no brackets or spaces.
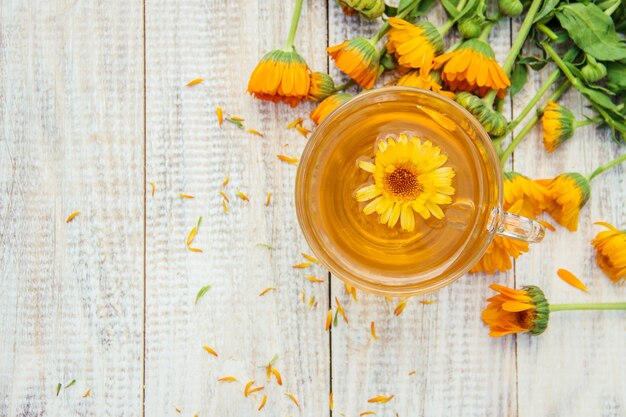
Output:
355,133,455,232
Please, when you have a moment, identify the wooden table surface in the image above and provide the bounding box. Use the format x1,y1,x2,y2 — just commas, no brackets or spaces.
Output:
1,1,625,416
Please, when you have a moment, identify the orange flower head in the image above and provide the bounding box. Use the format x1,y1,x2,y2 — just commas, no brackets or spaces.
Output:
386,18,444,76
592,222,626,284
538,173,590,231
310,93,352,125
503,172,549,218
470,172,544,274
434,39,510,98
328,37,380,89
396,71,454,99
308,72,335,102
482,284,550,337
542,101,575,153
248,48,310,107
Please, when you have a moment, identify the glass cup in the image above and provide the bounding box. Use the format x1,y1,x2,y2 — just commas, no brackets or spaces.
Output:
296,87,544,296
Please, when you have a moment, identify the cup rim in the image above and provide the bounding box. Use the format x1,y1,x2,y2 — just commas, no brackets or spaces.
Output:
296,86,503,296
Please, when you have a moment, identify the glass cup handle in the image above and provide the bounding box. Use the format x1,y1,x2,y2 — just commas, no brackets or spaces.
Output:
496,211,545,243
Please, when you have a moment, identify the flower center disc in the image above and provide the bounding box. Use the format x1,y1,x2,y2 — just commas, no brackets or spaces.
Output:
383,165,423,200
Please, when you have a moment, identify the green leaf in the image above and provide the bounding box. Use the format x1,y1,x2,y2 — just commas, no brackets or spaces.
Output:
64,379,76,389
415,0,437,17
579,85,619,112
256,243,274,249
555,3,626,61
534,0,561,24
384,4,398,17
519,55,549,71
55,383,62,396
606,61,626,93
442,0,479,21
194,285,212,305
510,63,528,97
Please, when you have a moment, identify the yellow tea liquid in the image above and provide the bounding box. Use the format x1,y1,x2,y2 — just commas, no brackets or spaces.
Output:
302,97,497,284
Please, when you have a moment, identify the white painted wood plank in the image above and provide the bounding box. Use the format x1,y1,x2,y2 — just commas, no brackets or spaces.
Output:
512,23,626,417
328,4,517,417
0,1,144,416
144,1,330,416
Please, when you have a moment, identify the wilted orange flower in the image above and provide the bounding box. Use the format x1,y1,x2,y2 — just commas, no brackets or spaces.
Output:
482,284,549,337
328,37,380,89
542,101,575,153
537,173,590,231
503,172,549,218
386,17,443,76
248,48,310,107
592,222,626,284
434,39,510,98
396,71,454,99
310,93,352,125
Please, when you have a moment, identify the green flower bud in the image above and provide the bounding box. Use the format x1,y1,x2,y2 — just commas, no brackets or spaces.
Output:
455,92,507,136
338,0,385,20
458,15,484,39
581,55,607,83
498,0,523,16
523,286,550,336
307,72,336,102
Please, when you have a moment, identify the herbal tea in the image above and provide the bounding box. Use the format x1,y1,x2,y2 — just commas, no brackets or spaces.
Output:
297,91,499,288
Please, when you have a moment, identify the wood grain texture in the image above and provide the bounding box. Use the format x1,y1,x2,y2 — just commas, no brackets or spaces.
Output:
327,4,518,417
0,1,144,416
144,1,330,415
2,1,625,416
511,19,626,417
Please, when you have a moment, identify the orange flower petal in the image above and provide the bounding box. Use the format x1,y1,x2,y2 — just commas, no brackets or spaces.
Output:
557,268,589,292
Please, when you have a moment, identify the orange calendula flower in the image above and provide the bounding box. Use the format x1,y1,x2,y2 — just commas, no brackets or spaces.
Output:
310,93,352,125
396,71,454,99
328,37,380,89
538,173,590,232
542,101,575,153
471,176,536,274
470,235,528,274
355,134,456,232
308,72,335,102
502,172,549,218
387,18,443,76
592,222,626,284
434,39,510,98
248,48,311,107
482,284,550,337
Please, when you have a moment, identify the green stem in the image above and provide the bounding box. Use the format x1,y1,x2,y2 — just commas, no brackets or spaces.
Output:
588,153,626,181
498,49,578,138
507,70,561,132
372,0,420,42
502,0,543,76
437,0,468,35
536,23,558,41
574,116,603,128
438,19,455,36
445,39,463,53
284,0,305,49
478,20,496,42
333,80,355,92
482,89,498,107
543,43,580,87
550,302,626,312
499,80,571,166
